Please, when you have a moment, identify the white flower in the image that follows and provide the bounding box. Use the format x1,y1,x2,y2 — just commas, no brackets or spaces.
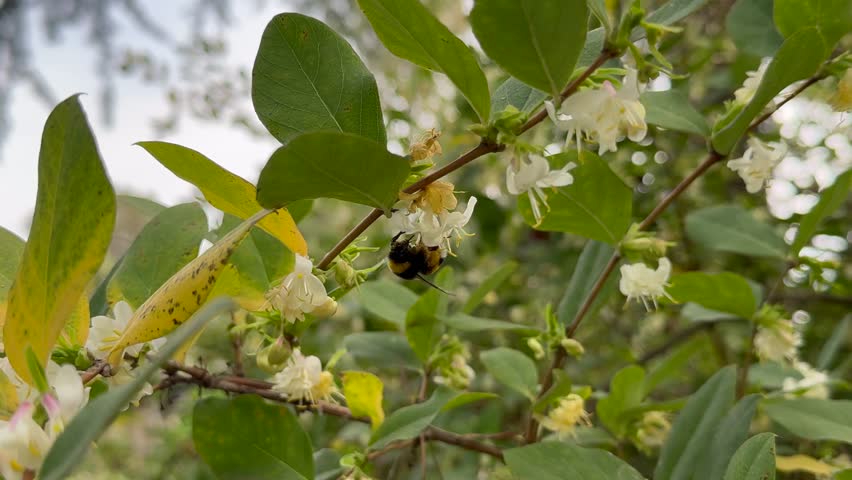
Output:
86,301,140,360
539,394,591,437
105,364,155,410
734,59,770,105
43,363,89,436
0,402,52,480
634,411,671,454
754,317,801,363
270,349,336,403
433,354,476,390
782,361,829,399
547,68,647,155
506,154,575,225
727,137,787,193
391,197,477,254
267,255,330,323
619,258,673,310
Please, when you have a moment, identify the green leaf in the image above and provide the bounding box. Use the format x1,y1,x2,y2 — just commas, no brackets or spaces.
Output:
774,0,852,48
597,365,646,438
344,332,421,371
356,0,491,120
441,391,498,412
471,0,588,97
0,226,24,331
817,315,851,369
836,469,852,480
655,366,737,480
208,214,295,310
3,95,116,384
723,433,777,480
763,398,852,443
645,337,706,392
712,28,827,154
518,151,632,244
314,450,342,480
358,280,418,329
685,205,787,259
640,90,709,136
440,312,538,333
681,303,740,323
251,13,385,145
668,272,758,318
698,395,761,480
193,395,314,480
532,370,573,414
791,168,852,253
107,203,207,309
342,371,385,430
405,268,453,363
491,77,548,119
645,0,712,25
137,141,307,255
369,388,454,450
256,131,410,212
40,297,237,480
480,347,538,399
505,442,646,480
726,0,783,57
463,261,518,313
558,241,618,325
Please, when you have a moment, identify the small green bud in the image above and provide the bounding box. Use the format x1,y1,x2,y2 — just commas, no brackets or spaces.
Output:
561,338,585,357
527,338,546,359
334,260,359,289
256,337,292,373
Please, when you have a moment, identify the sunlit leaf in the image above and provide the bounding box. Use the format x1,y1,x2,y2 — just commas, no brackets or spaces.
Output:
256,131,410,212
3,95,116,384
357,0,491,120
251,13,386,145
471,0,588,97
193,395,314,480
138,141,307,255
342,371,385,430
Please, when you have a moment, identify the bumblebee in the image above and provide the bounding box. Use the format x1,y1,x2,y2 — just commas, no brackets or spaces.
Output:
388,232,450,293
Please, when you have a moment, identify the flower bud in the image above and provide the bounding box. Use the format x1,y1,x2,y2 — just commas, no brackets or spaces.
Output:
256,337,292,373
561,338,585,357
334,260,358,289
527,338,545,359
312,298,338,319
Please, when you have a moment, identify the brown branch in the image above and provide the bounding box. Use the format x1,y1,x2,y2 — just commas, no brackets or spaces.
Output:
747,75,825,132
80,361,109,383
157,362,504,459
637,319,740,365
316,49,617,270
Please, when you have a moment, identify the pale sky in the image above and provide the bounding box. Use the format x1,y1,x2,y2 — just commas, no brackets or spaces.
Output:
0,1,289,237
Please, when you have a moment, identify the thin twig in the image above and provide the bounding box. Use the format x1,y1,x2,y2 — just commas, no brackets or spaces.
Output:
157,363,504,459
80,361,109,383
637,319,739,365
317,49,617,270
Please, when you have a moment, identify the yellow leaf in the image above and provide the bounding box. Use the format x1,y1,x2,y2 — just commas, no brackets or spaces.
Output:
342,371,385,430
0,368,19,420
61,294,91,348
3,96,116,384
776,455,835,476
106,210,271,368
137,141,307,255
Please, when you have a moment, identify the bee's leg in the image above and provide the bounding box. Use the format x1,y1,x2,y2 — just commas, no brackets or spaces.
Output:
392,231,404,243
416,274,455,296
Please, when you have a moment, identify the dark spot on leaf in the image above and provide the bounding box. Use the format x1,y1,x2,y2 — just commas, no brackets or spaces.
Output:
172,318,179,325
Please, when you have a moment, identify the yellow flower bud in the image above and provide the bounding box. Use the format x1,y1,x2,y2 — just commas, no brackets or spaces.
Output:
831,68,852,111
312,298,338,319
560,338,585,357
